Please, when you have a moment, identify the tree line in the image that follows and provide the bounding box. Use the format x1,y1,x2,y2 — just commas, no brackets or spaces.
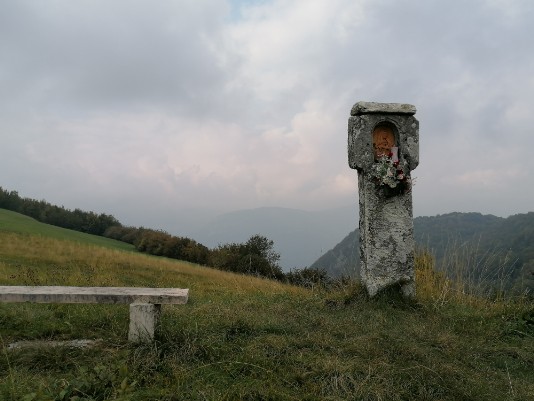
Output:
0,187,329,287
0,187,119,236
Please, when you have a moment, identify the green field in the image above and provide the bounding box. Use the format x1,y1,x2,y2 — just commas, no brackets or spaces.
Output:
0,209,533,400
0,209,135,252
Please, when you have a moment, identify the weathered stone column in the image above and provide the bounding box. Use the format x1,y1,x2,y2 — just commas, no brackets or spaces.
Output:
348,102,419,297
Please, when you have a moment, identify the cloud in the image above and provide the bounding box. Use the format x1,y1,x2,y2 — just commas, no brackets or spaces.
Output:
32,97,352,213
0,0,233,117
1,0,534,234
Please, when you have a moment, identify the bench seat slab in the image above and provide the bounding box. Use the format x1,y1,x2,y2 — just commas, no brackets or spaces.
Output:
0,286,188,305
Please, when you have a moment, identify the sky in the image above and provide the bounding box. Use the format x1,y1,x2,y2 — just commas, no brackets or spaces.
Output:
1,0,533,236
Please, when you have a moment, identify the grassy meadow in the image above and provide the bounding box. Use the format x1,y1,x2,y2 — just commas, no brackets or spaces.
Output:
0,210,533,400
0,209,134,253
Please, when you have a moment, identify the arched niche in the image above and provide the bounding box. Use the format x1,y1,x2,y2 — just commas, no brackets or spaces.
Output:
372,122,399,161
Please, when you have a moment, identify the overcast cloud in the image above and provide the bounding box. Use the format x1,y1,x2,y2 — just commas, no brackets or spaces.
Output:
1,0,533,235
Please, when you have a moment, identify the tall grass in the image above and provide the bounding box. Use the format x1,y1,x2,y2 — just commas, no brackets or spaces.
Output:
415,242,529,308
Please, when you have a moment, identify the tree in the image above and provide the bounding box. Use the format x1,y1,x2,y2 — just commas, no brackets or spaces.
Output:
245,234,281,268
209,235,283,280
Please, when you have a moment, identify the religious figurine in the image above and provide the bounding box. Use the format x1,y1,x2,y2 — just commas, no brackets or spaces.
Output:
372,125,395,160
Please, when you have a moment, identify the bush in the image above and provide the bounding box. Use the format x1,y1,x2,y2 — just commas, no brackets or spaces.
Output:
209,235,284,280
285,267,332,288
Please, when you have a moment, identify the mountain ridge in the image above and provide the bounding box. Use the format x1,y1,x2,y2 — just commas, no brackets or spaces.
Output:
310,211,534,292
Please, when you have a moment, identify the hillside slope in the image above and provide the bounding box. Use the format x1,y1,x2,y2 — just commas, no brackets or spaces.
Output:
0,208,134,252
0,216,533,400
311,212,534,292
311,228,360,277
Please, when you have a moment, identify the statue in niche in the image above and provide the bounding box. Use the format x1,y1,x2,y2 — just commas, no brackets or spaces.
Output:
370,124,407,196
372,124,397,160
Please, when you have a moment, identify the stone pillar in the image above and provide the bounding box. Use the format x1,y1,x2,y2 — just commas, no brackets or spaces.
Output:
348,102,419,297
129,303,161,342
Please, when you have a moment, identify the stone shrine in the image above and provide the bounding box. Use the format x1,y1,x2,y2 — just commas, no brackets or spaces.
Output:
348,101,419,297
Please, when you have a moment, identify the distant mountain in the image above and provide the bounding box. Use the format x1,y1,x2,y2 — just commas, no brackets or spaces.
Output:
311,212,534,292
311,228,360,278
191,205,358,270
413,212,503,260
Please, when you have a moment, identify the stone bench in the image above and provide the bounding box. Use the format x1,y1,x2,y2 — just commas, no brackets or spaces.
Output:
0,286,189,342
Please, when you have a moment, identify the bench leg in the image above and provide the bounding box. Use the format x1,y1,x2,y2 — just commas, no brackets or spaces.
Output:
128,303,161,342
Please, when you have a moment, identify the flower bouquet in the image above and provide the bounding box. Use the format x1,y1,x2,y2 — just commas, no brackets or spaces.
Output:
369,147,411,197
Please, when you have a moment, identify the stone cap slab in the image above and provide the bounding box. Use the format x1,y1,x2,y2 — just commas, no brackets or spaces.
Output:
351,101,416,116
0,286,189,304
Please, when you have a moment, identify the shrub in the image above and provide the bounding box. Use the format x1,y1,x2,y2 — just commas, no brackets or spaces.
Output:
285,267,332,288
